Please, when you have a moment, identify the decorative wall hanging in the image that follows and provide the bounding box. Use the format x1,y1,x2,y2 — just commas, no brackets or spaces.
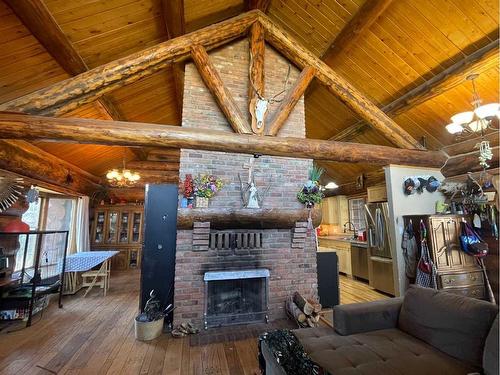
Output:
297,166,324,208
193,174,223,208
248,55,291,135
0,176,24,212
238,156,270,208
403,175,440,195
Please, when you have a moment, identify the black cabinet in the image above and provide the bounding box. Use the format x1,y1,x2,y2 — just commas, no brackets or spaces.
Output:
316,252,340,308
140,184,178,325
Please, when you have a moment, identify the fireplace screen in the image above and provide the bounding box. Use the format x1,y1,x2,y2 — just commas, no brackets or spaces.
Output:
204,269,269,329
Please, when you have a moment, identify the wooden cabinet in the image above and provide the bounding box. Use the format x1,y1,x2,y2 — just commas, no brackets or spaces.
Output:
367,185,387,203
91,205,144,271
321,196,349,228
318,238,352,276
404,215,486,300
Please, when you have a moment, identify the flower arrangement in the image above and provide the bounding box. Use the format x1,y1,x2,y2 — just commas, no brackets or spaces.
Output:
297,166,324,207
193,174,223,199
183,174,194,198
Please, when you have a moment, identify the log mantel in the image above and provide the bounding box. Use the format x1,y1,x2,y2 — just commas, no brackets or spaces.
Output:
177,207,321,229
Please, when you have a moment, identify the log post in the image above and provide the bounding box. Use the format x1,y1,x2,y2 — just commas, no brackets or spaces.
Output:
248,22,266,134
266,66,316,136
190,44,252,134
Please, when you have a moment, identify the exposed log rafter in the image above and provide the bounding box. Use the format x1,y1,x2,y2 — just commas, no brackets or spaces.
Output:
0,11,260,116
257,14,424,150
245,0,272,13
248,22,266,134
322,0,394,64
331,37,499,142
0,140,101,195
190,44,252,134
0,113,447,168
4,0,147,161
161,0,186,119
266,66,316,136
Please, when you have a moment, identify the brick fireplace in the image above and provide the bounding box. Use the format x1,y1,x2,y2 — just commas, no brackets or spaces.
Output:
174,39,318,327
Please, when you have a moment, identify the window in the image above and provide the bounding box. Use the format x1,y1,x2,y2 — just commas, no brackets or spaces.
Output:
15,195,77,272
349,197,366,231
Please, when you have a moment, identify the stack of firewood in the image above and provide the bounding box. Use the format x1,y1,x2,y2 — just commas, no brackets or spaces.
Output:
286,292,322,328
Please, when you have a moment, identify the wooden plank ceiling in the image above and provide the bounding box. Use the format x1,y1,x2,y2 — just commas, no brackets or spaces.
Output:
0,0,498,186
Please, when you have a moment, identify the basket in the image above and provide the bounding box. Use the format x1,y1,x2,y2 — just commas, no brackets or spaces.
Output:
134,317,164,341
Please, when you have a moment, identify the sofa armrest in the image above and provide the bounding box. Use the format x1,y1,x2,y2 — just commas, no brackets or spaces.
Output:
333,297,403,336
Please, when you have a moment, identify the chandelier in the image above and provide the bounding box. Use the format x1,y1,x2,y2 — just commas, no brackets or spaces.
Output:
445,73,499,137
106,159,140,187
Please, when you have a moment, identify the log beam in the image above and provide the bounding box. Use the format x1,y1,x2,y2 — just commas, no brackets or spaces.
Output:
325,169,386,196
248,22,266,134
441,131,499,157
0,113,447,167
0,11,259,116
0,140,101,195
266,66,316,136
322,0,394,64
190,44,252,134
177,208,321,229
126,161,180,172
257,13,424,150
331,38,499,142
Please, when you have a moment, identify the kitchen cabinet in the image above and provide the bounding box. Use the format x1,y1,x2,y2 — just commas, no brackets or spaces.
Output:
351,244,369,280
321,196,349,228
91,205,144,271
367,185,387,203
318,238,352,276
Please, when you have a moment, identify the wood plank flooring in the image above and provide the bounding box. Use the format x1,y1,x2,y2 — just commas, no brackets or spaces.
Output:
0,271,388,374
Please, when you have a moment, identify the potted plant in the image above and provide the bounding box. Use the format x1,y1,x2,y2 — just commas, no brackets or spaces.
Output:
182,174,194,208
297,166,325,208
193,174,223,208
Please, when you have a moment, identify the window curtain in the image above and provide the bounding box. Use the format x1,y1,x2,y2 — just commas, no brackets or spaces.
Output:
74,196,90,254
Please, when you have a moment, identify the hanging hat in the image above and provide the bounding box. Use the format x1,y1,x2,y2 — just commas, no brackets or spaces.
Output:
426,176,440,192
404,178,415,195
417,177,428,193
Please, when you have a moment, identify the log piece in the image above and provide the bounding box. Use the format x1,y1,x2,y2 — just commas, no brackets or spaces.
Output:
307,299,322,314
293,292,314,316
286,298,306,323
0,11,260,116
177,208,321,230
191,44,251,134
248,21,266,135
266,66,316,136
0,113,448,168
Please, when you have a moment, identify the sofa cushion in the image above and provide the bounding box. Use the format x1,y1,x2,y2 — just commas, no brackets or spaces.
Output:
398,285,498,368
293,327,478,375
483,315,499,375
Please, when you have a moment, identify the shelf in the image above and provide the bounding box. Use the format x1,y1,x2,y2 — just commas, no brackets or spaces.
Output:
177,207,321,229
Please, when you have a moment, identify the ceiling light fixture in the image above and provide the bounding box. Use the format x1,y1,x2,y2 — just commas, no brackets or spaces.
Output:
106,158,140,188
445,73,499,137
324,182,338,189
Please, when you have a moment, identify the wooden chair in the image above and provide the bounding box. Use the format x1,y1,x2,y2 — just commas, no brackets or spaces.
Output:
81,259,111,297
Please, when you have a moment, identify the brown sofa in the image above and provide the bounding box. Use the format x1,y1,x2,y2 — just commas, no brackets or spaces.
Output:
261,286,499,375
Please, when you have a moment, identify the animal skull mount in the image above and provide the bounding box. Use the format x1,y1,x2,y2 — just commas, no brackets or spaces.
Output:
249,96,269,135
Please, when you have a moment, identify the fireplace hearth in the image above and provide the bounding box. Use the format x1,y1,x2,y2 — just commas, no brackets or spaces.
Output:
204,269,269,329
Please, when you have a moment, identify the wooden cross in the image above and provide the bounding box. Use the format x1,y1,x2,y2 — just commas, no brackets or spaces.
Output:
243,157,260,184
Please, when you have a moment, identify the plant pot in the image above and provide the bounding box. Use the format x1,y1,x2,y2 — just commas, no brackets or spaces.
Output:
195,196,209,208
134,317,164,341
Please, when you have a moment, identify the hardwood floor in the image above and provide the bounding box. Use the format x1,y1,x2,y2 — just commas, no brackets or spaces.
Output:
0,271,388,375
339,275,389,304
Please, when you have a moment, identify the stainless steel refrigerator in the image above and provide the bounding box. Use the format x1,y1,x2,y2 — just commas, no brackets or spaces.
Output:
365,202,395,295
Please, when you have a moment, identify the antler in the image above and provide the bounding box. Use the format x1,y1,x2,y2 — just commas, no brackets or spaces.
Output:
268,64,291,104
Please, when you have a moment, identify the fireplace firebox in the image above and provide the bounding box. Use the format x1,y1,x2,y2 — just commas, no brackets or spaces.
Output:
203,269,269,329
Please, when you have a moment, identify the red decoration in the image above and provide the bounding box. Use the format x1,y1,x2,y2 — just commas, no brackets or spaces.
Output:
183,174,194,198
2,218,30,233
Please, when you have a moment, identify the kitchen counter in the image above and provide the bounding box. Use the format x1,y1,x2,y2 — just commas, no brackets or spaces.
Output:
318,235,368,247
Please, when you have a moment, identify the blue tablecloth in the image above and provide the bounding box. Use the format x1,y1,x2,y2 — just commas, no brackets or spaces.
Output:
62,251,119,272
